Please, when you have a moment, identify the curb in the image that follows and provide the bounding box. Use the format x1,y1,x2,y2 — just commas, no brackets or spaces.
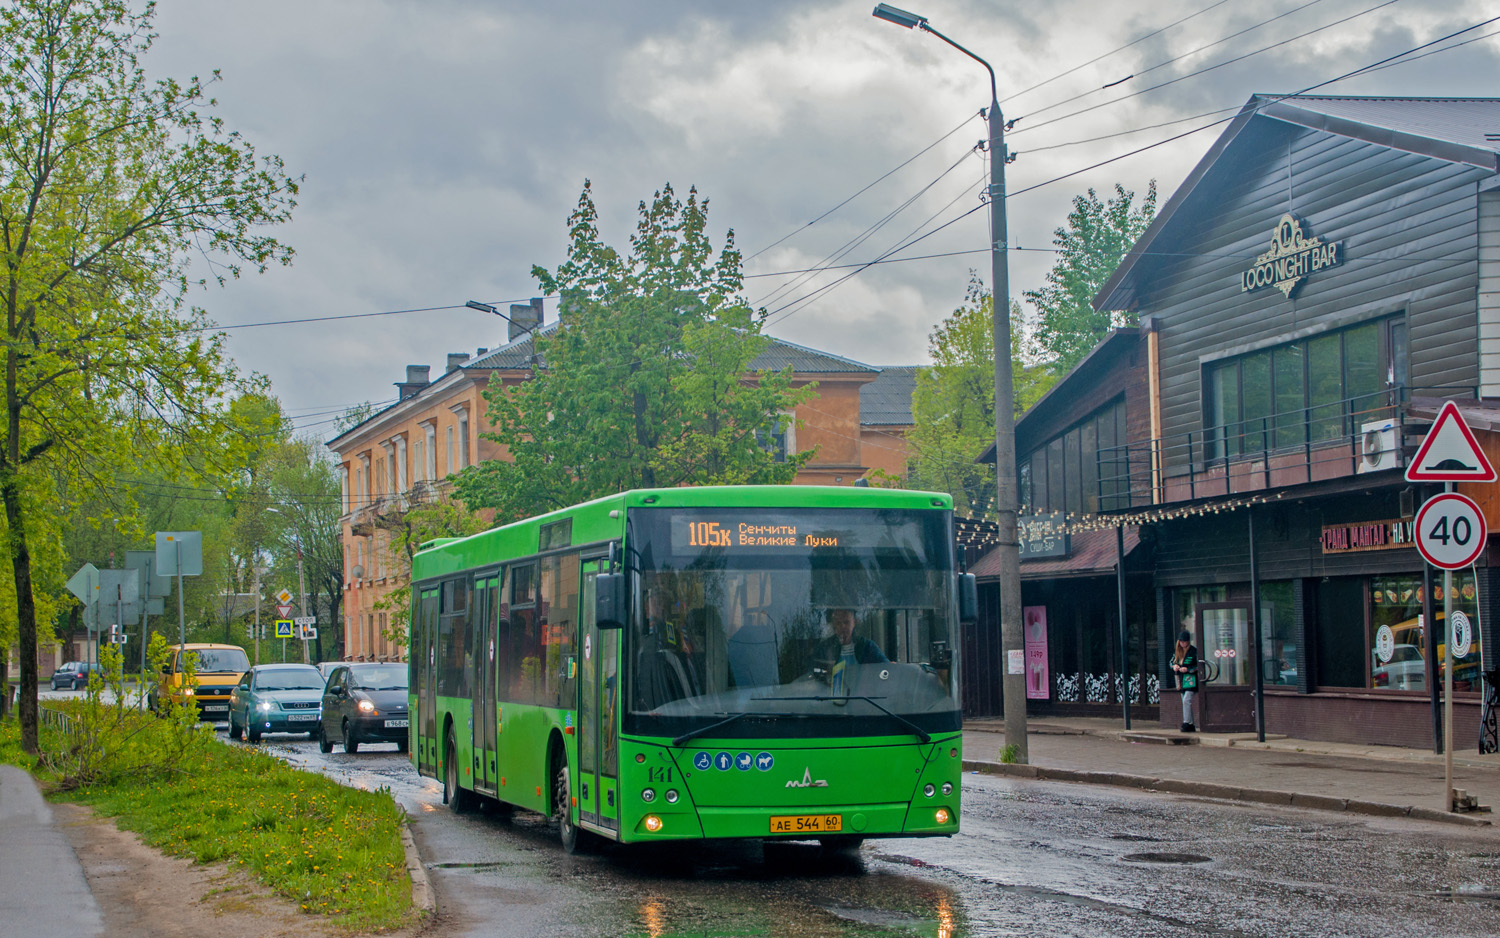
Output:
962,759,1493,827
399,817,436,915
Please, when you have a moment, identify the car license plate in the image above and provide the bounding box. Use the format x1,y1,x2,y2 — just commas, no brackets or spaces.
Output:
201,705,227,713
384,719,409,729
769,814,842,834
287,713,318,722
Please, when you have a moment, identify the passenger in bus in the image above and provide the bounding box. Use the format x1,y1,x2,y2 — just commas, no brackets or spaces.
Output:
634,590,701,710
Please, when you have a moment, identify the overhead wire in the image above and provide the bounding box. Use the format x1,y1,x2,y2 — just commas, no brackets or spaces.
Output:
744,110,981,263
998,0,1241,106
1010,0,1339,130
1010,0,1402,139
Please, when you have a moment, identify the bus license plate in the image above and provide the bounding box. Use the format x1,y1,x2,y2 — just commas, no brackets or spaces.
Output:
770,814,842,834
384,719,409,729
287,713,318,722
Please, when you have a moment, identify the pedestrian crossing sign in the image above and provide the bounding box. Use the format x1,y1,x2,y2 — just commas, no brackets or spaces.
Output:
274,619,294,638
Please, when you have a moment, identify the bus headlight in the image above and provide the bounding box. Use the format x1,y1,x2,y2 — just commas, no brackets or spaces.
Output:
641,788,656,803
665,790,679,804
644,815,664,833
941,782,953,796
935,808,951,825
923,783,936,798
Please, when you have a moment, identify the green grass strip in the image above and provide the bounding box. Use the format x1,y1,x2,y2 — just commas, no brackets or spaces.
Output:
2,714,414,932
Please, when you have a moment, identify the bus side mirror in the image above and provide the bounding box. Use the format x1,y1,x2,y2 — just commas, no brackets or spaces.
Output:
958,573,978,625
595,572,627,630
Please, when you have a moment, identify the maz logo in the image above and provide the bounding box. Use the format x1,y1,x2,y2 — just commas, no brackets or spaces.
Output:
785,767,829,789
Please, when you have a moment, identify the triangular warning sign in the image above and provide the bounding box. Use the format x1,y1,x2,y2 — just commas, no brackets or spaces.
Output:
275,603,293,618
1406,400,1497,482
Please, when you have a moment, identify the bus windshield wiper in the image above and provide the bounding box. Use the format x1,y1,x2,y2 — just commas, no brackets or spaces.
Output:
759,695,932,744
671,711,781,747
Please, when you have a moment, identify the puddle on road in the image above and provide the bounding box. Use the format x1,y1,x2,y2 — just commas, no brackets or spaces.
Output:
1107,834,1163,843
1432,886,1500,903
428,860,515,871
1120,852,1212,865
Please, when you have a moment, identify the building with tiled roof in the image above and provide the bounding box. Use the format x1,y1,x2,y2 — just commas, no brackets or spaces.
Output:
325,306,917,660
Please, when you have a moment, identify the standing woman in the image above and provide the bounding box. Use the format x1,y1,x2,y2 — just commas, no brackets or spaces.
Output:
1171,629,1199,732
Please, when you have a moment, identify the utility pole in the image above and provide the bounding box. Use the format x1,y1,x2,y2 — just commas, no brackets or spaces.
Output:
297,548,310,664
871,3,1028,760
253,563,262,666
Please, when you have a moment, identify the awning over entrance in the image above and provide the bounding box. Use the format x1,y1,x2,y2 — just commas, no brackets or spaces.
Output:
969,527,1140,582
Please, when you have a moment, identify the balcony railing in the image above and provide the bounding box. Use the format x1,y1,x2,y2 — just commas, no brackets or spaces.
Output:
1092,386,1477,512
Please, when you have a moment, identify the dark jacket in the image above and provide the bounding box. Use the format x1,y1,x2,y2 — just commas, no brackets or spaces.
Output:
1175,646,1199,691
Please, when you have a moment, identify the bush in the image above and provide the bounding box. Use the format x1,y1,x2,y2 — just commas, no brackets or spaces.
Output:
40,636,208,791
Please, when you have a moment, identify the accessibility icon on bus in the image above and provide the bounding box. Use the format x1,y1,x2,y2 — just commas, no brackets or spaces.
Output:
736,752,753,771
714,752,733,771
756,752,774,771
693,752,712,771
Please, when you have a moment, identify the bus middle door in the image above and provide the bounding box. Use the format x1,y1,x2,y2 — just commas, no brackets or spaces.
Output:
577,559,620,834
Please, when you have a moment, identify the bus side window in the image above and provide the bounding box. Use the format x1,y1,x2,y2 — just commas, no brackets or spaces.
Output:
504,564,538,704
439,577,472,698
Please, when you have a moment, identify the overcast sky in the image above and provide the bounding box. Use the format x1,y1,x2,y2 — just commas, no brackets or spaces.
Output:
145,0,1499,438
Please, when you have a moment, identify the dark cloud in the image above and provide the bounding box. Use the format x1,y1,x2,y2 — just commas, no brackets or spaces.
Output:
141,0,1496,423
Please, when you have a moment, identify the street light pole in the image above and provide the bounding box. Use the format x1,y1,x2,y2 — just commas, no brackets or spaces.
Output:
873,3,1027,761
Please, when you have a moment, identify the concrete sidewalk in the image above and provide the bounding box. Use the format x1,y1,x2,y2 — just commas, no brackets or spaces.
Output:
962,716,1500,827
0,764,103,938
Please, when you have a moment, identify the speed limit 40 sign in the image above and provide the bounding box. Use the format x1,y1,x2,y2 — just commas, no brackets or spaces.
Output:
1414,492,1487,569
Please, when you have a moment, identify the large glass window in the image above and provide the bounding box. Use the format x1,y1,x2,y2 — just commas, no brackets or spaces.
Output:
1207,316,1405,458
1259,581,1297,686
625,507,959,740
1370,572,1481,692
1020,398,1127,517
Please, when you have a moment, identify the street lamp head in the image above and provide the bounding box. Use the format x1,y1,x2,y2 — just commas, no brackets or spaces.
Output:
872,3,927,29
465,299,498,315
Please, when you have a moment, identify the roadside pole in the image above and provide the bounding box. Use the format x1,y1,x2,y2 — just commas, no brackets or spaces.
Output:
1443,495,1454,813
297,551,310,664
253,565,262,666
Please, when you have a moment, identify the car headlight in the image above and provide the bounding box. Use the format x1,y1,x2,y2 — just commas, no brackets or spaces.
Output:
358,699,375,713
183,688,195,696
257,701,271,712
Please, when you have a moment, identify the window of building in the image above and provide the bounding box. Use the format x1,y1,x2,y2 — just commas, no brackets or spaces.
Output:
1020,397,1127,516
424,424,437,480
757,412,795,463
1259,581,1296,686
1206,316,1404,458
395,436,408,491
446,425,455,477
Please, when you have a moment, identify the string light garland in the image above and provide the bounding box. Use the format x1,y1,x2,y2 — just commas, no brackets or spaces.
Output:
954,490,1289,549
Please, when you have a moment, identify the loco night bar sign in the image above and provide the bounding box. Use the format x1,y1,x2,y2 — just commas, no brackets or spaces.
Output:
1240,213,1343,298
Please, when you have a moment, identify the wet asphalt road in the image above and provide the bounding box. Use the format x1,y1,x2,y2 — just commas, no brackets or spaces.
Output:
224,726,1500,938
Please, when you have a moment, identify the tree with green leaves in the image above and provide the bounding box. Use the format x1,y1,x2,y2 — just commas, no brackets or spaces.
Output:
1,0,298,751
455,181,812,521
1025,181,1157,374
908,276,1054,519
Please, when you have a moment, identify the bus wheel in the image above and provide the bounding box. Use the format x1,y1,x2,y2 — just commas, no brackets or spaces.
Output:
445,733,473,814
554,754,584,854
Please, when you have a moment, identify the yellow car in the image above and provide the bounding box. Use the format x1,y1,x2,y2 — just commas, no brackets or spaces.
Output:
151,643,251,720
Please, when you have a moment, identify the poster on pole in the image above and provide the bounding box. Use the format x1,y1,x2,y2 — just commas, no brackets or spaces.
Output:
1024,606,1050,700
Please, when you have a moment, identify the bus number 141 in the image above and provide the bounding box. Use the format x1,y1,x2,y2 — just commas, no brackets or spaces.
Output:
688,521,731,547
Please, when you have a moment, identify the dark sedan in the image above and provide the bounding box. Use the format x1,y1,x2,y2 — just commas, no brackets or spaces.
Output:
228,664,325,742
318,662,410,753
49,661,94,690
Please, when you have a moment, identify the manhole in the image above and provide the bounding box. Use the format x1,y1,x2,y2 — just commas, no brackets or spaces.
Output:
1122,852,1211,864
428,861,511,871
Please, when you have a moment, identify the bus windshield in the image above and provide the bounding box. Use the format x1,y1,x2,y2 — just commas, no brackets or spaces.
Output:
625,507,960,740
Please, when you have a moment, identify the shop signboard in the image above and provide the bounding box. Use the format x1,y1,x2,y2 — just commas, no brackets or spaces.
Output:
1023,606,1049,700
1239,213,1343,298
1018,513,1069,561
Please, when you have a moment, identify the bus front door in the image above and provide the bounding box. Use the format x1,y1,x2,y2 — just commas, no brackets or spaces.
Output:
472,574,499,796
417,588,440,778
577,559,620,835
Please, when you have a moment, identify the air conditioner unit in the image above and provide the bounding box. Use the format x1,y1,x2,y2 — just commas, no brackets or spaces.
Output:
1358,419,1401,474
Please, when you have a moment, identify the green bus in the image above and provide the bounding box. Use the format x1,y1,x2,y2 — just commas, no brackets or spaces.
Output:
409,485,974,852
